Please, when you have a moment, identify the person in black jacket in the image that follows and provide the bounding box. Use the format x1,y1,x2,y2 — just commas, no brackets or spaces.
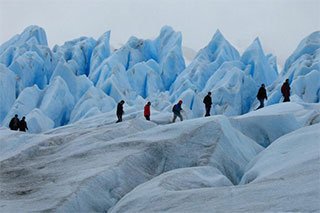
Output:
116,100,125,123
256,84,267,110
281,79,291,102
203,92,212,116
19,116,28,132
9,114,20,131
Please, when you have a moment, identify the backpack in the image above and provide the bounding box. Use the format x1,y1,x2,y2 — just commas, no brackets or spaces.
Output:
172,104,180,113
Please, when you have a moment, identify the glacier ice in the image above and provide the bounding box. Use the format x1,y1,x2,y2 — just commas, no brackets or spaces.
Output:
39,76,75,127
0,64,16,123
267,31,320,105
241,38,278,86
0,26,319,132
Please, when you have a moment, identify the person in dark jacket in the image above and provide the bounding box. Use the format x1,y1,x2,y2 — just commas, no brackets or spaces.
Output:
281,79,291,102
19,116,28,132
172,100,183,123
116,100,125,123
9,114,20,131
144,101,151,121
203,92,212,116
256,84,267,110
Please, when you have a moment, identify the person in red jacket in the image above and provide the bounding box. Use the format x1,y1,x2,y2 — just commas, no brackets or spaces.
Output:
144,101,151,121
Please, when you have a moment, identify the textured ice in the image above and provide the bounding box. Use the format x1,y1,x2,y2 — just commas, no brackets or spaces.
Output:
70,86,116,123
241,38,278,86
268,31,320,105
50,60,93,101
0,25,47,55
0,101,319,212
26,108,55,133
2,85,42,127
92,26,185,101
0,64,16,123
171,30,240,97
39,77,75,127
0,26,319,132
89,31,111,73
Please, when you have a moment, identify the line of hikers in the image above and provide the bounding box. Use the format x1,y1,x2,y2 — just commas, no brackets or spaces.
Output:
256,78,291,109
7,80,290,129
8,114,28,132
116,79,291,123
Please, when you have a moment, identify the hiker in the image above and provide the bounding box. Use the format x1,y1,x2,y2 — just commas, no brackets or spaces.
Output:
9,114,20,131
144,101,151,121
256,84,267,109
203,92,212,116
281,79,291,102
116,100,125,123
172,100,183,123
19,116,28,132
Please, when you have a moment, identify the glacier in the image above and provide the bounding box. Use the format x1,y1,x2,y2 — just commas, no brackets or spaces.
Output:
0,102,319,212
0,26,319,132
0,26,319,212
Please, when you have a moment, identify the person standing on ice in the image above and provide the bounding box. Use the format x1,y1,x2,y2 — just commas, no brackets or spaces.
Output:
116,100,125,123
9,114,20,131
281,79,291,102
19,116,28,132
256,84,267,109
172,100,183,123
144,101,151,121
203,92,212,116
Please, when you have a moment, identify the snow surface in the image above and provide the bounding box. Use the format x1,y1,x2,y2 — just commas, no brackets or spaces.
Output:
0,102,319,212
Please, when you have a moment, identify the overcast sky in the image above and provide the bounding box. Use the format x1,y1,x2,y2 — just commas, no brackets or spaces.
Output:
0,0,319,66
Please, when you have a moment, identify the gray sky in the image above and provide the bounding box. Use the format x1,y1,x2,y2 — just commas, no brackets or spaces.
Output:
0,0,319,66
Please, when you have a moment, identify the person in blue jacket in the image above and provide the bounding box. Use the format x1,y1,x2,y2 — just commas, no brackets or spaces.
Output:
172,100,183,123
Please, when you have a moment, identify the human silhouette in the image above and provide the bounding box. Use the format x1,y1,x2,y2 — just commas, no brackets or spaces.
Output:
281,79,291,102
116,100,125,123
172,100,183,123
9,114,20,131
203,92,212,116
19,116,28,132
144,102,151,121
256,84,267,109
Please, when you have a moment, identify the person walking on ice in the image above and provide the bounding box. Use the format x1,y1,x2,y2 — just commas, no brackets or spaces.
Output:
9,114,20,131
281,79,291,102
256,84,267,110
19,116,28,132
203,92,212,116
144,101,151,121
172,100,183,123
116,100,125,123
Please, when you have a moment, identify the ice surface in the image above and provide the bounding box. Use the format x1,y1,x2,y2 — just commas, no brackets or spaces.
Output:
171,30,240,97
90,31,111,73
39,77,75,127
2,85,42,127
268,31,320,105
241,123,320,184
0,25,319,133
26,108,55,133
0,25,319,212
0,25,47,56
70,86,116,123
0,100,319,212
0,64,16,123
53,36,96,76
241,38,278,86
